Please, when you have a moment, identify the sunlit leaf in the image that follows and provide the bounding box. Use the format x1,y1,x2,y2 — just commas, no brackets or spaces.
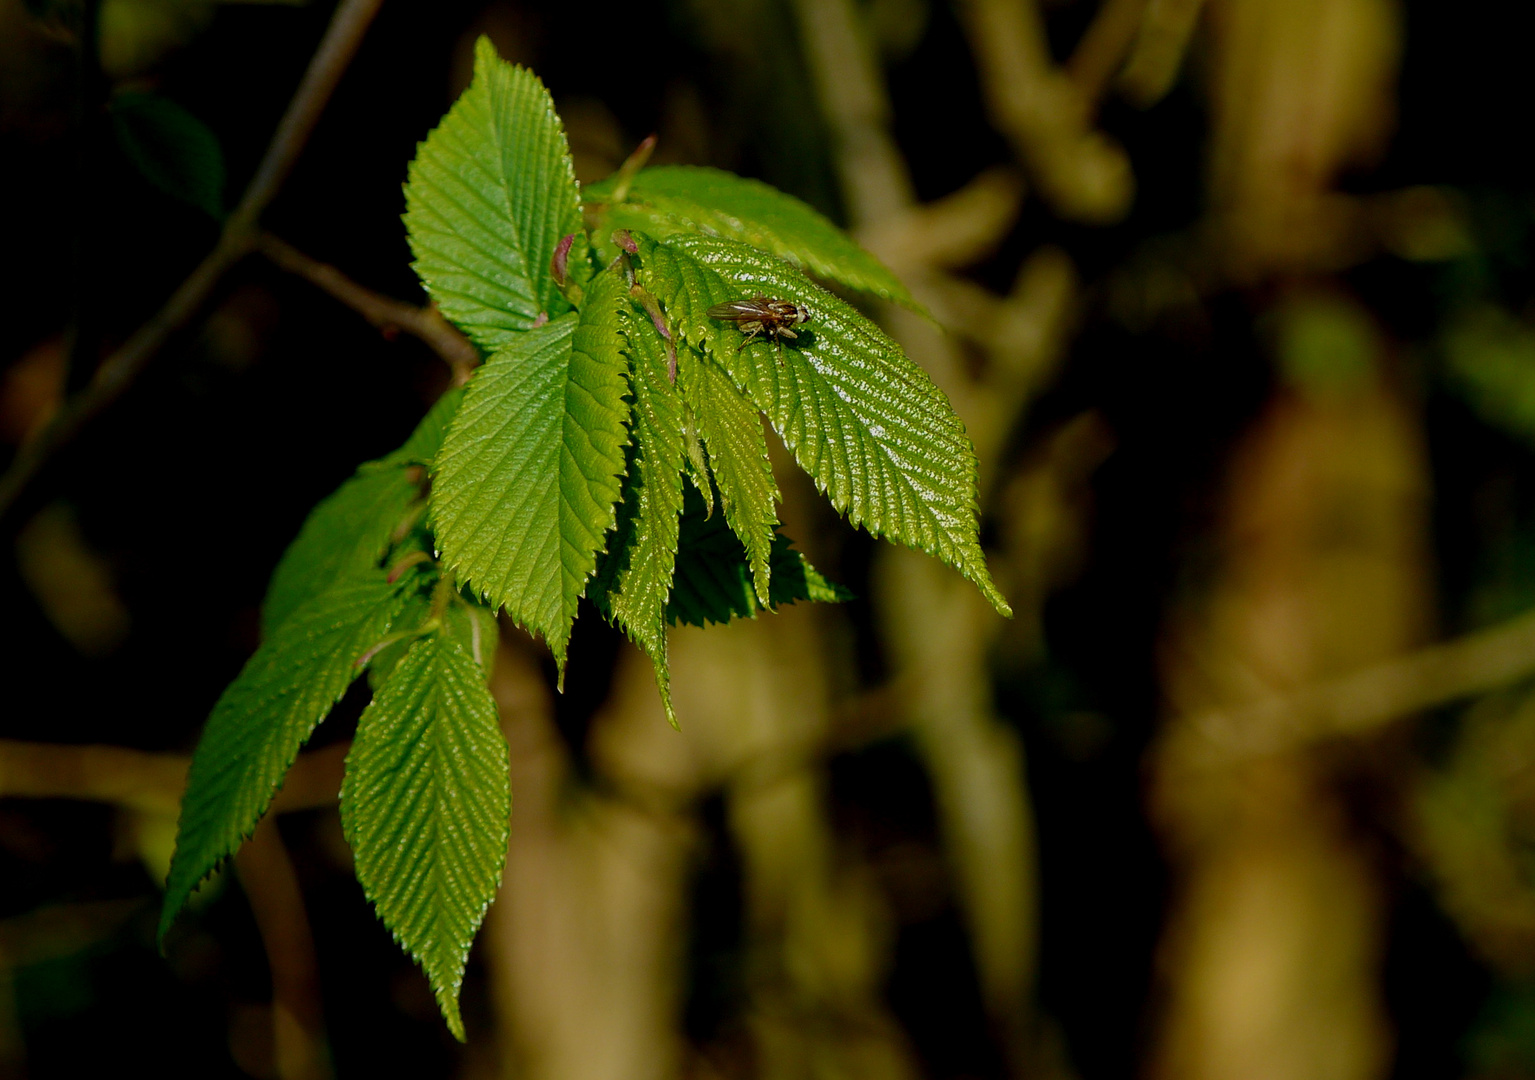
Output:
676,345,779,605
431,269,631,674
586,165,917,310
634,232,1010,617
341,627,509,1041
594,310,687,726
404,36,583,352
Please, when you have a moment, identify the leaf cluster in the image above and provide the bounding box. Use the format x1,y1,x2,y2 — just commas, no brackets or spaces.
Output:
160,37,1007,1039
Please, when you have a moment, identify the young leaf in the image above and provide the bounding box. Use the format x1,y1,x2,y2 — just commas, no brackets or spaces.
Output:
263,389,461,638
635,232,1012,617
160,575,410,943
598,310,687,726
585,165,917,310
668,485,850,627
384,385,464,465
110,92,225,219
341,630,509,1041
675,345,779,605
431,270,632,674
404,37,583,352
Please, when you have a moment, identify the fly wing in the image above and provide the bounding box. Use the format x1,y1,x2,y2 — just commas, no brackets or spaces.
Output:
707,299,765,321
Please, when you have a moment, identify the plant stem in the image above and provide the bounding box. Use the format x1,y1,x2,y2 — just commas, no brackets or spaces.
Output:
0,0,388,530
257,232,478,383
1186,606,1535,761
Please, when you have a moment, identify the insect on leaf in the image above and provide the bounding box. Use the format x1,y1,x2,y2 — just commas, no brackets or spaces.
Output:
430,269,631,676
634,232,1011,617
585,165,919,311
404,36,583,352
341,628,509,1041
160,575,410,945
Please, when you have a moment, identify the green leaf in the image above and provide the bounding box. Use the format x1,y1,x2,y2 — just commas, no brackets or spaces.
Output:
110,91,225,218
668,484,850,627
676,345,779,605
341,630,510,1041
160,575,409,944
442,597,500,674
585,165,917,310
263,391,460,639
635,232,1011,617
384,386,464,466
431,269,632,675
262,469,420,639
404,37,583,352
596,310,687,726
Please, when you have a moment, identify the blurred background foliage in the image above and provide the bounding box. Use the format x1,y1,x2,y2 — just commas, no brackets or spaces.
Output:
4,0,1535,1078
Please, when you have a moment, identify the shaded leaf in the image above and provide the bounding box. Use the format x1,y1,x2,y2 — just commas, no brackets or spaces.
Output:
586,165,917,309
160,575,408,943
261,469,420,639
263,391,459,639
635,232,1011,616
404,37,583,352
341,631,509,1040
110,91,224,218
668,484,850,627
431,270,631,674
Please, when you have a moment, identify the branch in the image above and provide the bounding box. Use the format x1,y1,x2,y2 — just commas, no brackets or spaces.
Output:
953,0,1133,224
1187,608,1535,760
0,740,348,815
0,0,386,529
236,818,332,1080
1066,0,1147,108
258,232,478,384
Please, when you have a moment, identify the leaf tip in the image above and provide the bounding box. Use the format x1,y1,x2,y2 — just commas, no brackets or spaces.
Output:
438,990,468,1042
472,33,500,71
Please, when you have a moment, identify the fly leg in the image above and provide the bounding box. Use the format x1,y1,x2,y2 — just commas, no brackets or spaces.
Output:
735,321,764,354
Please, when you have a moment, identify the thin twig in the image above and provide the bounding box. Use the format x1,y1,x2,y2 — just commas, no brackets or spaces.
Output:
258,232,478,384
0,0,386,529
1189,607,1535,760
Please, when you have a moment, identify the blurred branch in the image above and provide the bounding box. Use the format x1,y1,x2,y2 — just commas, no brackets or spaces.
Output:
788,1,1074,1076
0,740,348,814
236,817,332,1080
0,0,386,529
1067,0,1147,107
856,167,1025,270
258,232,478,384
1189,607,1535,760
1117,0,1205,107
953,0,1133,223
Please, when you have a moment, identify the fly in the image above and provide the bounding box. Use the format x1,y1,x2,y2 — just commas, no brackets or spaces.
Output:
706,296,809,363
